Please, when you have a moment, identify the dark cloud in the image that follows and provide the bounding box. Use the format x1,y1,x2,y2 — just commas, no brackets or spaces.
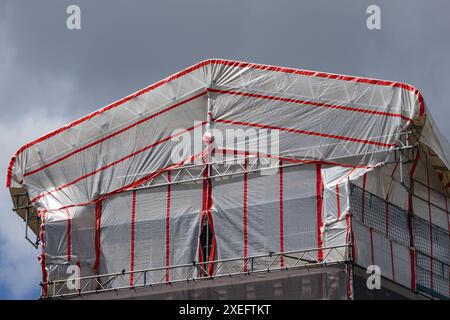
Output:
0,0,449,298
2,0,448,137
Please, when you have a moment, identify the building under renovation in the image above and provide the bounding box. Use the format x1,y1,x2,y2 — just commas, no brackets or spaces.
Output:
7,59,449,299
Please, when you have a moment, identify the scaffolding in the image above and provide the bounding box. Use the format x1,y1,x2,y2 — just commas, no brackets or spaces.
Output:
350,184,449,299
6,60,449,300
41,245,349,298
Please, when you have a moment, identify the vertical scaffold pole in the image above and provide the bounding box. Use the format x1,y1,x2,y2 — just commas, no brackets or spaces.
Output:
204,93,213,265
346,176,354,300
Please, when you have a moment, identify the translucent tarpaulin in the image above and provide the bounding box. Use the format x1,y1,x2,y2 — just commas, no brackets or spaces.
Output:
6,59,449,298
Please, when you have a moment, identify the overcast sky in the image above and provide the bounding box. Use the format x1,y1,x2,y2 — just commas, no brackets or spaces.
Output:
0,0,449,299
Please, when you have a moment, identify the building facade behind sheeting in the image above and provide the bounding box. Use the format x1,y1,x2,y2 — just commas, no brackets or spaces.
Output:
7,60,449,299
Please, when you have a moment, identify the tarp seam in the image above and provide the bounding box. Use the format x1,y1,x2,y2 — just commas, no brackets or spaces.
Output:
65,208,71,263
130,190,136,286
208,88,412,121
316,164,324,261
165,172,171,283
279,162,285,268
215,119,395,148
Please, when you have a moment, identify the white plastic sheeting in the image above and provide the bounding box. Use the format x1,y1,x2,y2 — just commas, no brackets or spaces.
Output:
99,181,202,287
7,60,429,204
213,163,320,271
6,59,449,297
352,221,413,289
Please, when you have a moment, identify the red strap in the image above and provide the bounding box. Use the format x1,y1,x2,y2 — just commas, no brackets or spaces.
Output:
409,151,420,177
200,164,208,269
316,164,324,261
39,210,48,297
443,185,449,298
407,149,420,290
165,172,172,283
390,240,396,282
243,158,248,272
279,162,285,268
199,188,206,267
94,201,102,272
334,168,356,261
410,249,416,291
208,236,216,276
336,184,341,220
361,173,367,224
209,88,412,121
130,191,137,286
65,208,71,263
216,119,395,148
206,177,215,276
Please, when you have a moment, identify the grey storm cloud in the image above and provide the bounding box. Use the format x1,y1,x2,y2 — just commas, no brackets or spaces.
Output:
0,0,449,299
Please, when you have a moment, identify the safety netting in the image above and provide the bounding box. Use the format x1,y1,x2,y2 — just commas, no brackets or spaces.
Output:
350,145,449,299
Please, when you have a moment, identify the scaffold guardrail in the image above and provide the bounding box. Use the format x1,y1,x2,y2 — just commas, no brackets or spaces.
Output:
41,244,350,299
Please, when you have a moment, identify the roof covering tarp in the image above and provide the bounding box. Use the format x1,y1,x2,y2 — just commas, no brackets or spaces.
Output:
6,59,449,298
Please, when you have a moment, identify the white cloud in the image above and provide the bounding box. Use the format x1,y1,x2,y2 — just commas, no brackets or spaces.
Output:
0,15,74,296
0,111,69,299
0,3,78,299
